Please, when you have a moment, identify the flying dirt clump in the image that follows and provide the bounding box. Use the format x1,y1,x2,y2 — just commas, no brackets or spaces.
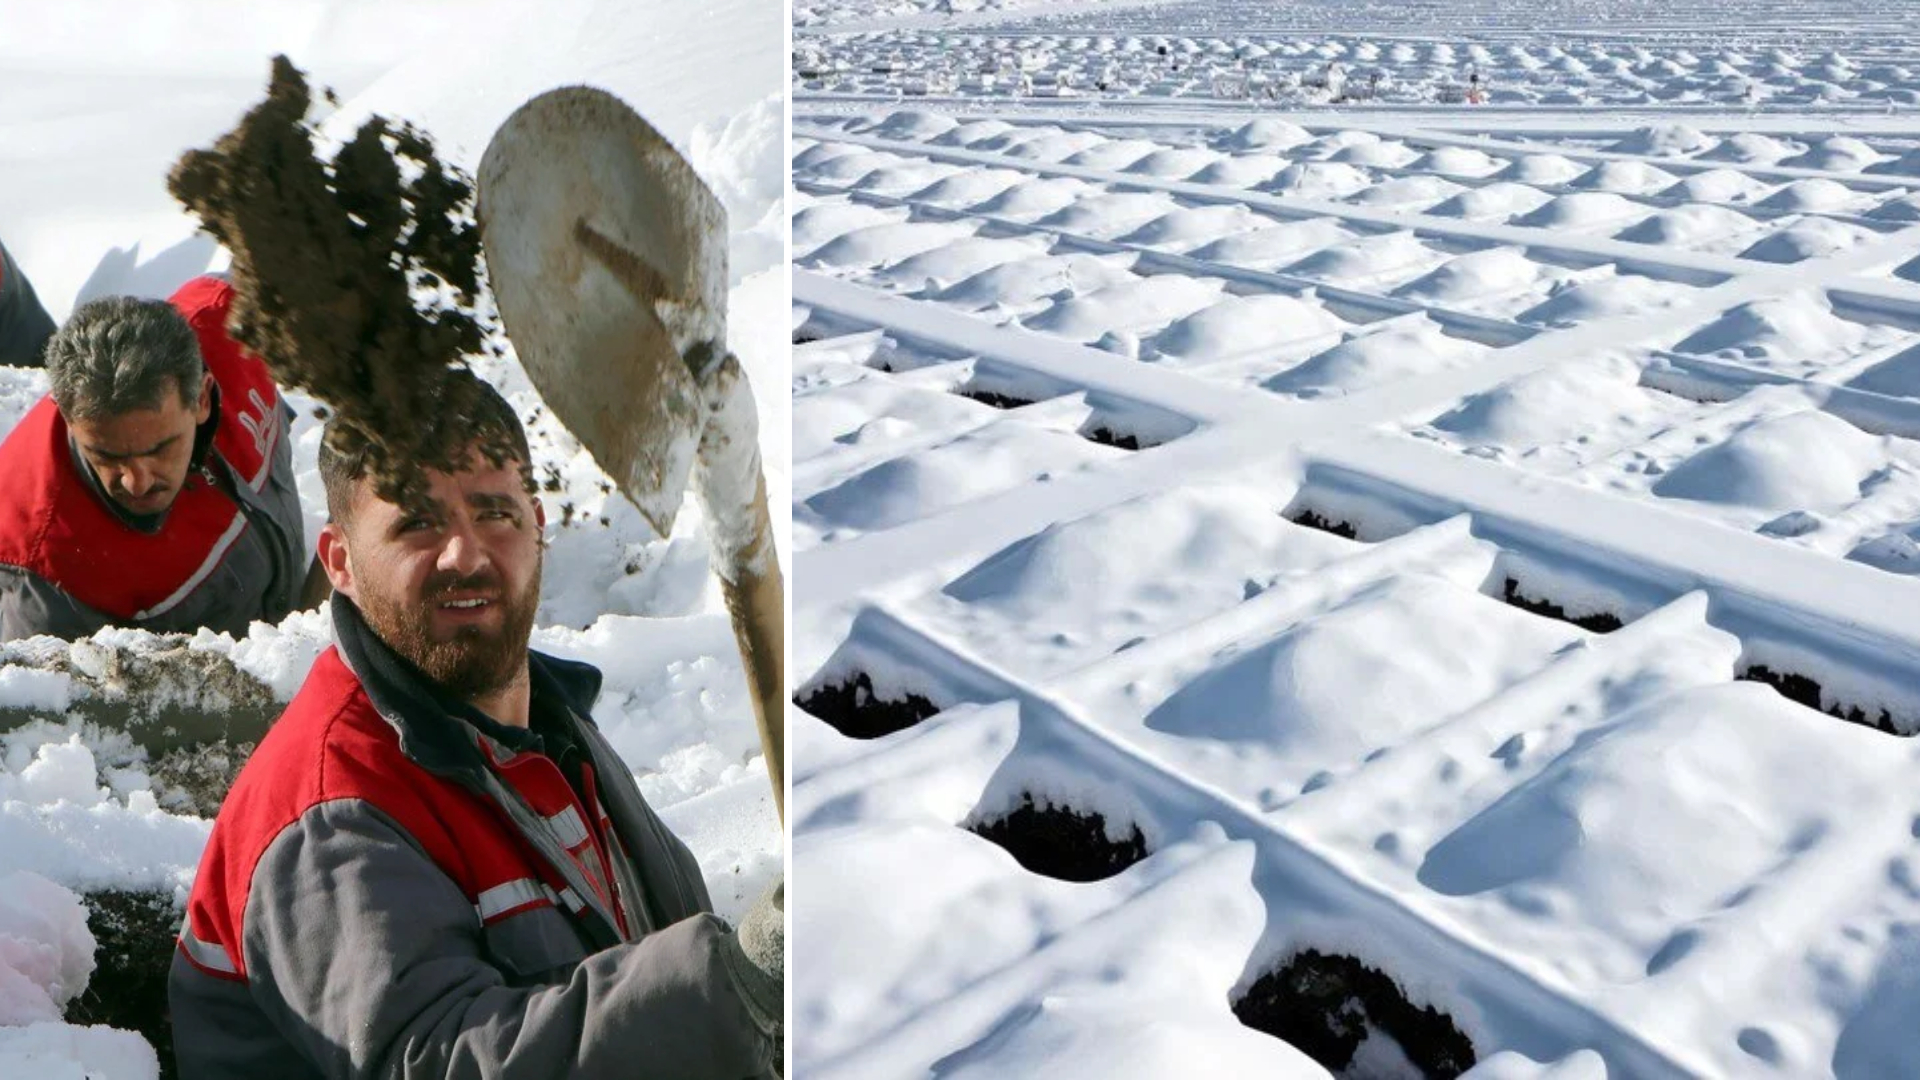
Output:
168,54,526,511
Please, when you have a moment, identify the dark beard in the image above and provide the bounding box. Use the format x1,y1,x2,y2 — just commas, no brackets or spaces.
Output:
357,560,542,701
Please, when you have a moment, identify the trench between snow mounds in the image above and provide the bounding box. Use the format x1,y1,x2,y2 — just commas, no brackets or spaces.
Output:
1280,489,1636,634
1074,391,1199,453
948,359,1202,452
1233,948,1477,1079
964,792,1151,883
1739,663,1910,737
950,358,1075,411
792,318,969,373
795,667,946,739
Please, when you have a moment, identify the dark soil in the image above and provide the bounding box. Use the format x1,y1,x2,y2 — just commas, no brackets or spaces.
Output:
1498,578,1623,633
1233,949,1476,1077
1083,427,1141,451
168,55,522,514
149,738,257,816
1288,509,1360,539
967,795,1148,882
794,671,941,739
1741,664,1903,735
958,388,1034,409
67,890,182,1080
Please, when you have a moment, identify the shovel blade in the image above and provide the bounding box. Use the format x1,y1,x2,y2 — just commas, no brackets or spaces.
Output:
477,86,728,536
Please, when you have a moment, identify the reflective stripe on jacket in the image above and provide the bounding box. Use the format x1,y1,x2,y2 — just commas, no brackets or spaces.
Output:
168,596,776,1078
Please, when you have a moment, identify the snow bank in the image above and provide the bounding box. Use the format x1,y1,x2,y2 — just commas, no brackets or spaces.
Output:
1652,409,1886,513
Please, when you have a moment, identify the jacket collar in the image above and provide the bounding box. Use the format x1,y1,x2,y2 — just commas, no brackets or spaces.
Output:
329,592,604,776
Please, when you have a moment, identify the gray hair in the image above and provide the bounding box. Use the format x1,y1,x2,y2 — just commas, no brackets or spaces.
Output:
45,296,205,422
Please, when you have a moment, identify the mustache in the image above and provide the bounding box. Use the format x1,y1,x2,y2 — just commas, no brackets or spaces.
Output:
424,570,504,599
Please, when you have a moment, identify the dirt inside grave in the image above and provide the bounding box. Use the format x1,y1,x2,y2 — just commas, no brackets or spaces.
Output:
1287,509,1361,540
66,890,184,1080
1083,427,1142,451
1233,949,1477,1078
794,670,942,739
1497,578,1624,633
1740,664,1905,736
967,794,1149,882
167,54,523,513
958,388,1036,410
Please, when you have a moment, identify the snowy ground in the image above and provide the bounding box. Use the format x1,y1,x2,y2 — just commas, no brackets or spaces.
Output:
793,1,1920,1078
0,1,785,1075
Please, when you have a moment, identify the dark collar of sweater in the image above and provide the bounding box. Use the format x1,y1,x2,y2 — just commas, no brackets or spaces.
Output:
328,592,606,781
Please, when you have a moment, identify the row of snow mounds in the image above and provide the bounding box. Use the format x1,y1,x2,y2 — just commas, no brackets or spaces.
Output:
801,26,1920,108
824,116,1915,204
800,120,1910,269
795,448,1920,1076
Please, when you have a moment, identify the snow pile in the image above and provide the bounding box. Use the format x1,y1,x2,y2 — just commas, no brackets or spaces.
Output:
1652,409,1886,513
0,873,95,1025
1148,294,1348,365
0,873,156,1080
1671,292,1896,372
1266,316,1487,396
1023,275,1227,341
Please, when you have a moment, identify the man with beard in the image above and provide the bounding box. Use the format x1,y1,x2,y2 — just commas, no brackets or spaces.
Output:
168,372,783,1078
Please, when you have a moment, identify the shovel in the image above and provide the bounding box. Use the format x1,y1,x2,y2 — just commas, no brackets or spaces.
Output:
477,87,784,821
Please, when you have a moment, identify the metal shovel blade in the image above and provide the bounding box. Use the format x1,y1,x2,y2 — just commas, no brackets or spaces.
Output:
477,86,728,537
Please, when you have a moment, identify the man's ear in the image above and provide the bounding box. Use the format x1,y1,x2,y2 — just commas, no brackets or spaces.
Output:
195,373,214,426
317,521,356,598
533,496,546,533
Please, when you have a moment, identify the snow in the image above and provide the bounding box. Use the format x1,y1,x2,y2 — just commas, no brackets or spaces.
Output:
795,0,1920,1075
2,0,784,1072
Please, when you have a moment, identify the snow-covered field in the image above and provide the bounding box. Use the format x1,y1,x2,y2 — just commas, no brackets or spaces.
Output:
792,1,1920,1077
0,1,784,1075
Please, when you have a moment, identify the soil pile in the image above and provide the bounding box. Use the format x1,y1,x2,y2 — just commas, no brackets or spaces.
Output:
169,56,521,511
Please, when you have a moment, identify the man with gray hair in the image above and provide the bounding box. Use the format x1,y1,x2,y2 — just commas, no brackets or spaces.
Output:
0,275,306,641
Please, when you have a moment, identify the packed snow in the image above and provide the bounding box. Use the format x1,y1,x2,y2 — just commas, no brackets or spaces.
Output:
795,0,1920,1076
0,0,785,1074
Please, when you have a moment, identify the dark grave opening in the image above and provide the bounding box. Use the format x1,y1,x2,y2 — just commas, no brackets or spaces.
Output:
967,794,1148,882
1498,578,1623,633
1740,664,1904,736
1233,949,1477,1078
1288,508,1360,539
1083,427,1141,451
794,670,941,739
67,889,181,1080
958,387,1036,410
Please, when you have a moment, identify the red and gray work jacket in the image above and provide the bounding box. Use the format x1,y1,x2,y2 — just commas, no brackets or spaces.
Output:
169,596,778,1078
0,275,304,641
